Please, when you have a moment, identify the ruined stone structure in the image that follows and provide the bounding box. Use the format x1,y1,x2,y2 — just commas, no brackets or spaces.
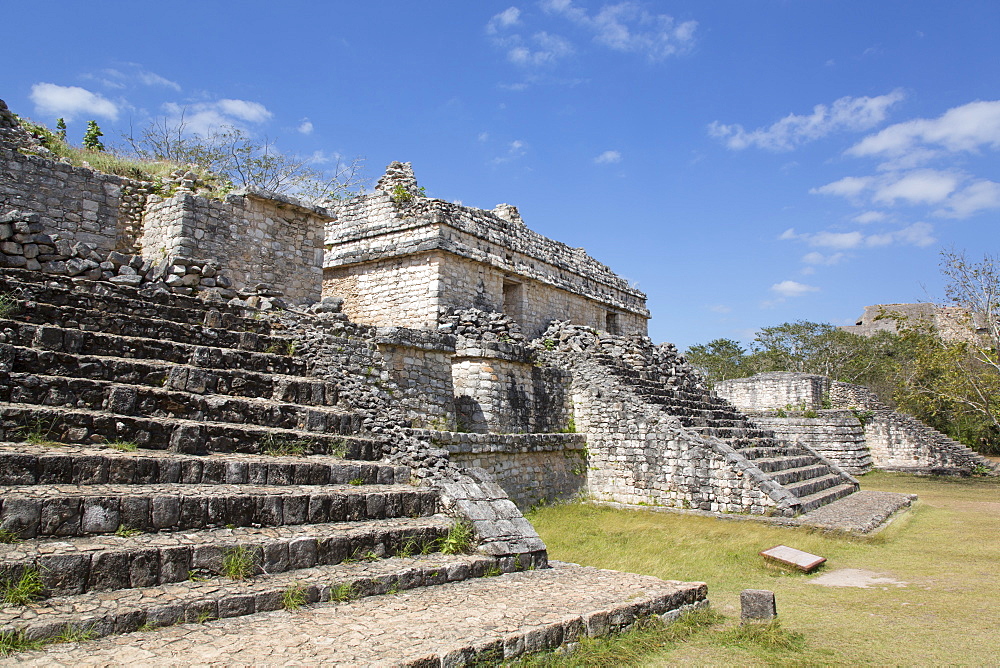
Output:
0,101,922,655
841,302,983,342
323,162,649,338
716,371,997,475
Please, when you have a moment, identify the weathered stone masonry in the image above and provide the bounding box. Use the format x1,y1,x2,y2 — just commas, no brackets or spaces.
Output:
323,162,649,338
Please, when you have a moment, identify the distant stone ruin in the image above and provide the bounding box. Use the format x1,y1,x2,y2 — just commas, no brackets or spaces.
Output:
716,371,997,476
841,302,983,343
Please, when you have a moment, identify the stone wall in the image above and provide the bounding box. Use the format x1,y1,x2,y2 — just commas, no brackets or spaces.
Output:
715,372,830,411
374,327,457,429
1,137,150,255
831,381,997,474
323,252,441,329
323,162,649,338
750,412,872,474
417,431,588,509
141,188,328,305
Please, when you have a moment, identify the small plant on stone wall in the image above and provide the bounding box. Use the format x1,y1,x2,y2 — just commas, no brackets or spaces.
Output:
260,434,311,457
114,525,142,538
281,583,308,610
221,545,258,580
0,529,22,544
802,409,819,418
106,439,139,452
394,538,419,559
15,417,62,447
1,568,45,606
850,408,875,427
329,582,355,603
0,629,42,657
51,624,95,645
482,563,503,578
0,293,21,319
439,521,474,555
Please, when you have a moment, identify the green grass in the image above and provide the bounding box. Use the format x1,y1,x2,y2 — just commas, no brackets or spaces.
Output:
105,439,139,452
0,529,22,544
260,434,311,457
0,293,21,319
527,471,1000,665
282,583,308,610
330,582,356,603
221,545,258,581
1,568,45,606
0,629,42,657
439,521,474,555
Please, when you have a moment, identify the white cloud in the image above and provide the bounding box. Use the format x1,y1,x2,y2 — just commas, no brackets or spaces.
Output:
478,132,490,142
707,304,732,314
297,119,314,135
934,180,1000,218
135,70,181,91
853,211,888,224
782,222,935,254
85,64,181,92
594,149,621,164
163,99,273,136
770,280,820,298
216,99,272,123
543,0,697,61
487,6,521,34
872,169,960,205
810,176,873,199
848,99,1000,159
491,139,528,164
507,31,574,66
29,83,119,121
709,90,904,151
802,251,846,265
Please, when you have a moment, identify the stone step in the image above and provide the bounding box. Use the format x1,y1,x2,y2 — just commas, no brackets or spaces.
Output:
0,552,496,647
0,320,309,377
685,425,773,440
0,443,409,487
749,454,818,474
3,345,339,405
0,516,451,599
12,300,293,354
768,463,833,486
1,562,708,667
0,482,439,538
4,372,362,434
0,269,269,333
795,482,859,514
780,472,846,500
736,445,811,460
0,403,382,459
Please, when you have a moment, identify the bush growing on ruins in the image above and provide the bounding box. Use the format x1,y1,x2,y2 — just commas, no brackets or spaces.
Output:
82,120,105,151
123,114,367,202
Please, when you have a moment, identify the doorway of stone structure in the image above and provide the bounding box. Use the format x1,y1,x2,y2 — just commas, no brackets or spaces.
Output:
503,279,524,326
605,311,619,335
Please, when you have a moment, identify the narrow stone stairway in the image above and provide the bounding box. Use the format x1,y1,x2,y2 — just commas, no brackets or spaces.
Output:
590,352,858,513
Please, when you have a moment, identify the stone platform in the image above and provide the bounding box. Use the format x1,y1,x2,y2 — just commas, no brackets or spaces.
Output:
2,562,708,667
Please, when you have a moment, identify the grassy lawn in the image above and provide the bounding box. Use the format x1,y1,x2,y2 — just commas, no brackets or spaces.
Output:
526,472,1000,665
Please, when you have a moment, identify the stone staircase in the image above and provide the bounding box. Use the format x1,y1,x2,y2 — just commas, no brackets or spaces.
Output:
0,268,503,647
589,352,858,513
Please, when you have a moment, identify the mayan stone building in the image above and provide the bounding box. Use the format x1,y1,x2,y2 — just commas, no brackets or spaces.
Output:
322,162,649,338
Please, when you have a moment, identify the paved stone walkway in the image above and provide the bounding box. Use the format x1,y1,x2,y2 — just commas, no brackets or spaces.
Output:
795,490,916,534
2,562,707,667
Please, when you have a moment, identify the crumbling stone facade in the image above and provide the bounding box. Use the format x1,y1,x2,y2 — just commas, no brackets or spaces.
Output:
323,162,649,338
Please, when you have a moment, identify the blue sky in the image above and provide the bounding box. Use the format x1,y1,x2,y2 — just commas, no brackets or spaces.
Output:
2,1,998,350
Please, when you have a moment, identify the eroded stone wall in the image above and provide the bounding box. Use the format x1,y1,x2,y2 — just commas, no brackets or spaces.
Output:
419,431,588,509
323,252,441,329
374,327,457,429
142,189,327,304
1,140,150,254
715,372,830,411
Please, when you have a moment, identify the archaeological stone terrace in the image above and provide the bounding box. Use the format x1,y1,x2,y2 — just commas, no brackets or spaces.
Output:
0,98,959,660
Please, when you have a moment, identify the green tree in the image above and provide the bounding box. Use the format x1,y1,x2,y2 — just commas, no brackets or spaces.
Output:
55,118,67,142
685,338,748,384
83,120,105,151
